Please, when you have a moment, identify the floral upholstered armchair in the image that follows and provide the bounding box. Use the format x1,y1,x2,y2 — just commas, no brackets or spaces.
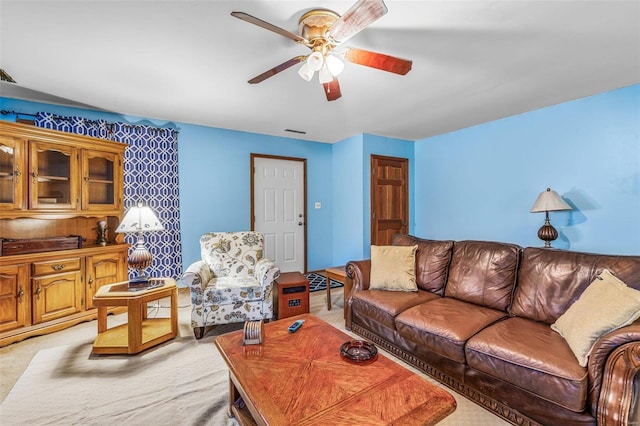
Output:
182,231,280,339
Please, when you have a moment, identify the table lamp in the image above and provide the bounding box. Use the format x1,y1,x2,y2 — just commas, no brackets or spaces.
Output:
115,201,164,286
530,188,572,248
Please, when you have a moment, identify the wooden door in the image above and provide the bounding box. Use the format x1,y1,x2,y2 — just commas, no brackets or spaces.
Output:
370,155,409,246
252,154,306,273
85,251,127,310
0,136,26,211
32,270,83,324
81,150,123,211
28,141,79,210
0,263,30,332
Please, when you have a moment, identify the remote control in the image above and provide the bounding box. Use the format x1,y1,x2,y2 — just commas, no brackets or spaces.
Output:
288,319,305,333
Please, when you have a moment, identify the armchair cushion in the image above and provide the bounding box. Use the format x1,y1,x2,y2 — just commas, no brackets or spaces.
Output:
200,232,263,278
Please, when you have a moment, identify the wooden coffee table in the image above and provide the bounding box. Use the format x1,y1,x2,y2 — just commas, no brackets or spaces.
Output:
215,314,456,425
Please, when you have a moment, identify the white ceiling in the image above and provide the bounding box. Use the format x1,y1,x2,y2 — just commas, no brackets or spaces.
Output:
1,1,639,143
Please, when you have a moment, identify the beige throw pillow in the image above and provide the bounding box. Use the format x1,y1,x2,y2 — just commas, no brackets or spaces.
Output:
551,269,640,367
370,245,418,292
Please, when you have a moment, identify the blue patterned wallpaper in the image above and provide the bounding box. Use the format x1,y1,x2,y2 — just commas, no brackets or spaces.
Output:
35,112,183,280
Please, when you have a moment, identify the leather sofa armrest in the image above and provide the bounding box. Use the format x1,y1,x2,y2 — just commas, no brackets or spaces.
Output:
345,260,371,330
596,342,640,425
588,322,640,423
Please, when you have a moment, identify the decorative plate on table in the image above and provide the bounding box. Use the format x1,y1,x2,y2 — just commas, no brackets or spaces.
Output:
340,340,378,364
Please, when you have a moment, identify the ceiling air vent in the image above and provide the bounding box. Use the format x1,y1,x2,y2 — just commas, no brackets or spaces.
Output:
284,129,307,135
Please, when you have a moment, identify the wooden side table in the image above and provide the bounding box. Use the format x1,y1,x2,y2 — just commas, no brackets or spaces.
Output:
325,266,353,318
92,278,178,354
274,272,309,320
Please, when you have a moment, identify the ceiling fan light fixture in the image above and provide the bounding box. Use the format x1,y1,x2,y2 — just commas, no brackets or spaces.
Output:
318,64,334,84
307,51,324,72
298,63,315,81
325,55,344,76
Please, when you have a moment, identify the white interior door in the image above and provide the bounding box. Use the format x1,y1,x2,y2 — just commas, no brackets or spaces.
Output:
253,156,306,273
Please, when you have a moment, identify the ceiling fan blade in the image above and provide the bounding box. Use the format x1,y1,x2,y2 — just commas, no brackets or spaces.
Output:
231,11,306,44
248,56,307,84
323,77,342,101
344,48,412,75
327,0,388,44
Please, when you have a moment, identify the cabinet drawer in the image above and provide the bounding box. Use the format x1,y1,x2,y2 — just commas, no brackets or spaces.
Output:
32,258,81,276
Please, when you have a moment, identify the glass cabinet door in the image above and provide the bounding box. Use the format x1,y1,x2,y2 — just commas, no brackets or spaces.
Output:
0,136,26,210
81,150,122,211
29,141,78,210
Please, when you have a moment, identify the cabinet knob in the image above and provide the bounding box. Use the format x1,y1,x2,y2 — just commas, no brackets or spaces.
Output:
51,264,66,271
14,166,21,183
35,285,42,300
88,275,94,287
31,169,38,184
17,285,24,303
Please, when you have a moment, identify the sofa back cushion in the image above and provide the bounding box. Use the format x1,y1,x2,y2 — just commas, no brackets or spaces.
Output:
392,234,454,295
444,240,521,311
200,231,264,278
510,247,640,324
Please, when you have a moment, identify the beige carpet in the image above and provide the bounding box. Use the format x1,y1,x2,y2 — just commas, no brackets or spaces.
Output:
0,287,508,425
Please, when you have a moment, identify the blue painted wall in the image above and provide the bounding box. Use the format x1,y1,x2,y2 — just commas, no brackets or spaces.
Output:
332,134,364,263
414,84,640,255
3,82,638,271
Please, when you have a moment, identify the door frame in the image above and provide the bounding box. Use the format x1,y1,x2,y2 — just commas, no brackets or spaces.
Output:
370,154,409,246
250,153,308,273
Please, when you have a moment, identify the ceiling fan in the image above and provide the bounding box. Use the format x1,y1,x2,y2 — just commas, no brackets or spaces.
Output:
231,0,412,101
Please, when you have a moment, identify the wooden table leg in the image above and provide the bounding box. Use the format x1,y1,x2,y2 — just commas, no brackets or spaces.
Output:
97,306,107,333
128,298,144,354
170,287,178,337
326,274,332,310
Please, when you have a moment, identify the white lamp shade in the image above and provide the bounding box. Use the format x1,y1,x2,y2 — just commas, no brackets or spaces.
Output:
325,54,344,76
298,63,314,81
116,202,164,233
530,188,572,213
306,51,324,72
318,64,334,84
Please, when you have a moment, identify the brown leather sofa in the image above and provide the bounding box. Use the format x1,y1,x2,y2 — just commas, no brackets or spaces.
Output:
345,235,640,426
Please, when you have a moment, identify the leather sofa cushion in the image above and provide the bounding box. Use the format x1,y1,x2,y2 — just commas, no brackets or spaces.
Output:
392,234,454,295
445,241,520,311
466,317,588,413
396,298,506,363
510,247,640,324
351,289,439,330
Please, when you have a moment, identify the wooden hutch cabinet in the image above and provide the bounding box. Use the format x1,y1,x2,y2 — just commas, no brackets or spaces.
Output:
0,121,129,346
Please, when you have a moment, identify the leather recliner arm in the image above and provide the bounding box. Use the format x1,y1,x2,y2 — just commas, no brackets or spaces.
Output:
345,260,371,330
588,323,640,424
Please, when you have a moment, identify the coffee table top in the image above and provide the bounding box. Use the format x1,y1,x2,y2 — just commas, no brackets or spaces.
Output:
94,278,176,299
215,314,456,425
